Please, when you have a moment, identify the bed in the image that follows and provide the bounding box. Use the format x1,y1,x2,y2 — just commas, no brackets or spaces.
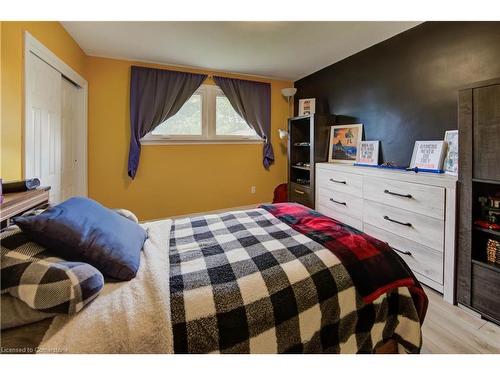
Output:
1,203,427,354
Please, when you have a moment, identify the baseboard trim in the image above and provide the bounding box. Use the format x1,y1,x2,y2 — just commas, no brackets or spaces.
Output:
457,303,482,319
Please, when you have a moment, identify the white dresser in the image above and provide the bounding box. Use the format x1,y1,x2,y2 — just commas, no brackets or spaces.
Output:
315,163,457,303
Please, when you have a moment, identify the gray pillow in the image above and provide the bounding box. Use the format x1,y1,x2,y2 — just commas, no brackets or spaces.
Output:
1,227,104,314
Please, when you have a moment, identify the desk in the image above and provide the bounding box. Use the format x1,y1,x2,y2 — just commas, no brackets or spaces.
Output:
0,187,51,228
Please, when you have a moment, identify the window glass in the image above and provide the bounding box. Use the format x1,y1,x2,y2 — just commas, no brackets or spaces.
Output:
216,95,258,137
152,94,202,136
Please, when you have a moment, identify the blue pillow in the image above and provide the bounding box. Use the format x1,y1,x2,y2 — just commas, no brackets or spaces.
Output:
14,197,147,281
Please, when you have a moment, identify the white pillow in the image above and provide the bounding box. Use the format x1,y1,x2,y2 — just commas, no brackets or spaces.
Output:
113,208,139,223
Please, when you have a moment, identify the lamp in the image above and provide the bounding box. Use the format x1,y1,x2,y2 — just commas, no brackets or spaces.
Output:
280,87,297,140
281,87,297,98
281,87,297,118
278,128,288,139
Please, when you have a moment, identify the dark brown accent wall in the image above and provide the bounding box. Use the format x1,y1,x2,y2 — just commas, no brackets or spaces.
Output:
294,22,500,166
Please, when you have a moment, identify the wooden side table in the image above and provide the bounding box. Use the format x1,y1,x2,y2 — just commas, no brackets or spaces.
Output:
0,187,51,229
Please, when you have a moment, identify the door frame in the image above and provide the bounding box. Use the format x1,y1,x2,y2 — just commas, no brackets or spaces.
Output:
24,31,88,197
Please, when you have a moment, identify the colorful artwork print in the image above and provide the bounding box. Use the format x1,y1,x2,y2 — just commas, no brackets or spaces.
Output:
328,124,363,163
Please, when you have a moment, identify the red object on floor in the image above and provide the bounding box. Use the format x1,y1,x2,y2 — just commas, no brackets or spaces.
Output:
272,183,288,203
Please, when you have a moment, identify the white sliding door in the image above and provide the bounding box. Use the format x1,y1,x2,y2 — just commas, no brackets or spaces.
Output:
25,52,63,203
25,42,87,204
61,77,80,201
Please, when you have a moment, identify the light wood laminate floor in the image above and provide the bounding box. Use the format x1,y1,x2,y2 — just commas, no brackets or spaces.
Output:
421,286,500,353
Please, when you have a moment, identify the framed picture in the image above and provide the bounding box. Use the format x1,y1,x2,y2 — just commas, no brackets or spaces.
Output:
443,130,458,175
356,140,380,166
410,140,447,171
328,124,363,163
298,98,316,116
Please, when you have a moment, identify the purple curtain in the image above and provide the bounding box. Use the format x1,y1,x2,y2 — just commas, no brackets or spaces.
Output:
213,76,274,169
128,66,207,178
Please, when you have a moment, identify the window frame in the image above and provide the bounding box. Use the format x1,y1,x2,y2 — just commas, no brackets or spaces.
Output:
141,84,263,145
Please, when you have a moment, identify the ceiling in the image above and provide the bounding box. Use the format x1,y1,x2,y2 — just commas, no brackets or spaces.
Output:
62,21,421,81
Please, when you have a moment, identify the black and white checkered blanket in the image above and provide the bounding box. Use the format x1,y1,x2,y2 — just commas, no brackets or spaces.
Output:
169,208,422,353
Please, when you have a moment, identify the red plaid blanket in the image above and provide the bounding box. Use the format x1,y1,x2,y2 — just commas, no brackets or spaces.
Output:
261,203,427,323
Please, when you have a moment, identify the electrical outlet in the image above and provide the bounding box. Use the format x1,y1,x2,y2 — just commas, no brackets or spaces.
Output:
251,186,256,194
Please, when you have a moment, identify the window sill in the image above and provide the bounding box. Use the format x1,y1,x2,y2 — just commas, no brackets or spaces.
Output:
141,138,264,145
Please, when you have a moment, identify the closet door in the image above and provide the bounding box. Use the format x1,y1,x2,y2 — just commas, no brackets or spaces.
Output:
25,52,62,203
61,77,79,201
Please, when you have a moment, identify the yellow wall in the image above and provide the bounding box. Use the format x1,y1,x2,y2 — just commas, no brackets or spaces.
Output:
87,57,291,221
0,21,291,221
0,21,87,180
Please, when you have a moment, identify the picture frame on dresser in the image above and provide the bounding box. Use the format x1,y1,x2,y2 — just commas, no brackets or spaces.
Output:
355,140,380,166
409,140,447,171
328,124,363,164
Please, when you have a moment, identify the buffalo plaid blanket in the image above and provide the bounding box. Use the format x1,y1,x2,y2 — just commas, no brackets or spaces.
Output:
261,203,427,322
169,205,424,353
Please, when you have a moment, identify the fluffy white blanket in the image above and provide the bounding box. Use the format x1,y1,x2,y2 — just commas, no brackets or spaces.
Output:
39,219,174,354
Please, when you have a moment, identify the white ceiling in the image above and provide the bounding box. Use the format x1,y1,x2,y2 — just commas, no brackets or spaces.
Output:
62,21,420,81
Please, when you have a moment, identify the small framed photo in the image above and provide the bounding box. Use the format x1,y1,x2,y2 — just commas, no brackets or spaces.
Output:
356,141,380,166
410,140,447,171
298,98,316,116
328,124,363,163
443,130,458,175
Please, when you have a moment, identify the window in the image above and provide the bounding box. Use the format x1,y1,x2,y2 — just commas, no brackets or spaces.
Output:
142,84,261,144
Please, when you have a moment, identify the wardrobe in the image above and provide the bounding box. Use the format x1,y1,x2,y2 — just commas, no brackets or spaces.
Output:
457,78,500,324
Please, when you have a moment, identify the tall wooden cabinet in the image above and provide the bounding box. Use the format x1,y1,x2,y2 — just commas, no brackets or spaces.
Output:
457,78,500,324
287,114,333,208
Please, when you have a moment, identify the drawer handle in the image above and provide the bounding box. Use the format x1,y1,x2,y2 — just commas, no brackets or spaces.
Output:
384,189,412,199
329,198,346,206
294,189,305,195
383,215,412,227
392,247,412,256
329,178,346,184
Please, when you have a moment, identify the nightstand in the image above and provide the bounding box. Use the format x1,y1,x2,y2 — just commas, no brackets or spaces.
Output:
0,187,51,229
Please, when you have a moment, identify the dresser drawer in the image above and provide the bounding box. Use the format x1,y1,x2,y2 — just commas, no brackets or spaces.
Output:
317,187,363,220
364,223,443,284
316,168,363,197
363,176,445,219
363,200,444,251
289,183,313,207
317,204,363,231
